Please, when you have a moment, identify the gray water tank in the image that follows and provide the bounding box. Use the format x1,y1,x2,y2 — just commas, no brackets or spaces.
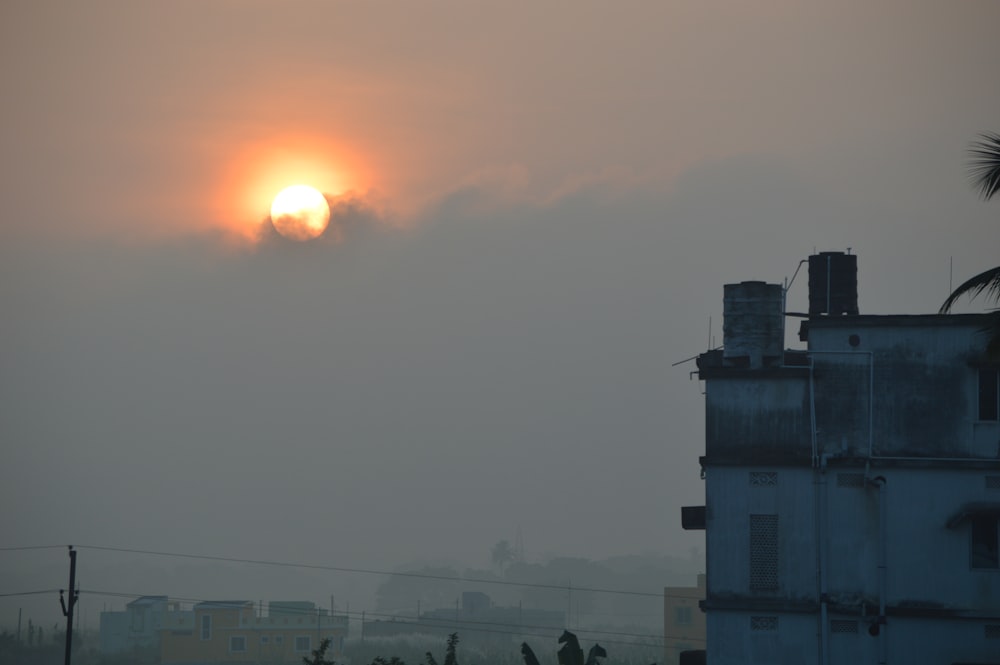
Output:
723,281,784,368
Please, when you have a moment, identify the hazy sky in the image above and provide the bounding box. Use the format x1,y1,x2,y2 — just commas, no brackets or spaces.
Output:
2,1,999,627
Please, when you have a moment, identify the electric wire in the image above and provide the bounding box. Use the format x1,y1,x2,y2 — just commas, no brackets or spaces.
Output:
77,589,703,645
73,545,700,600
0,590,59,598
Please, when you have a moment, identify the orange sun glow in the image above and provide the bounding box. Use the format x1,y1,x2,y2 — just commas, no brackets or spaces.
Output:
211,133,375,245
270,185,330,241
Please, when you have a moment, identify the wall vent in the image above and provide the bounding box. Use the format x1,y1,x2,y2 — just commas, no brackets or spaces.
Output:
986,476,1000,490
750,472,778,487
837,473,866,488
750,616,778,631
986,624,1000,639
749,514,779,591
830,620,858,634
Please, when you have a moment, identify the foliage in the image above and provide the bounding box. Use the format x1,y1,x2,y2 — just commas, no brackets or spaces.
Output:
443,633,459,665
371,658,407,665
491,541,515,573
521,630,606,665
365,632,459,665
303,638,336,665
968,131,1000,201
940,132,1000,360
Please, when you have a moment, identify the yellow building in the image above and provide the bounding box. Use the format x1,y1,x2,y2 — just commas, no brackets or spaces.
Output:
663,574,706,665
160,600,348,665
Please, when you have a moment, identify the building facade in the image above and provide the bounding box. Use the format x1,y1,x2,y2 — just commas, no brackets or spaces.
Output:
685,253,1000,664
159,600,348,665
663,574,706,665
100,595,192,654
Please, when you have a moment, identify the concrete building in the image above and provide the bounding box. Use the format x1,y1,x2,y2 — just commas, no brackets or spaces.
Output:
99,595,191,654
158,599,348,665
663,574,706,665
683,252,1000,664
363,591,564,645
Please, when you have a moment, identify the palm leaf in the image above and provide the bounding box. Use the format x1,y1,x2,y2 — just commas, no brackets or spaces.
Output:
940,265,1000,313
968,131,1000,201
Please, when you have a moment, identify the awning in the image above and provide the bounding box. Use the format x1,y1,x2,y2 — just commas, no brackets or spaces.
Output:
945,502,1000,529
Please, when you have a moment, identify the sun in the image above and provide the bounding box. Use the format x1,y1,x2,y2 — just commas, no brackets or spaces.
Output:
270,185,330,241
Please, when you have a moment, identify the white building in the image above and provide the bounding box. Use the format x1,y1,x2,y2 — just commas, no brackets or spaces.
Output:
684,252,1000,665
99,595,191,654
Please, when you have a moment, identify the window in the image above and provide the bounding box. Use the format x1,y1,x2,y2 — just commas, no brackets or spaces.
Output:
230,636,246,653
200,615,211,640
750,514,779,591
980,368,999,421
260,635,270,646
274,635,284,646
971,516,999,569
294,636,311,652
674,606,693,625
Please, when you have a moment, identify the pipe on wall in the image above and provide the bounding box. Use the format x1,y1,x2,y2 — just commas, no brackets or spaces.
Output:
869,475,888,665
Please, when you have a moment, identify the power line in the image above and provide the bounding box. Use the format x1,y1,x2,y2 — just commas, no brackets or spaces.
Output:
0,589,59,598
75,545,677,599
0,545,67,552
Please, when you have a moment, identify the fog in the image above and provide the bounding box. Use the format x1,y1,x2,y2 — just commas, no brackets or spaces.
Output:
2,0,998,636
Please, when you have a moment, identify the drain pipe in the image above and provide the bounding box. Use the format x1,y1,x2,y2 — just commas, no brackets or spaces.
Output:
818,455,830,665
869,475,888,664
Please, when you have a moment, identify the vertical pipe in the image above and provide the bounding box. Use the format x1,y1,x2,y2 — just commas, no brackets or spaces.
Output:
817,456,830,665
878,478,887,665
869,476,887,665
826,254,831,314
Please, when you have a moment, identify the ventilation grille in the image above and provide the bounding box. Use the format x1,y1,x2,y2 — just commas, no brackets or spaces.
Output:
837,473,866,488
750,472,778,487
749,514,779,591
750,616,778,631
830,620,858,634
986,476,1000,490
986,624,1000,639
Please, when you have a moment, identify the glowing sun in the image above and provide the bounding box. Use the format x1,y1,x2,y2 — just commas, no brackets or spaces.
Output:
270,185,330,241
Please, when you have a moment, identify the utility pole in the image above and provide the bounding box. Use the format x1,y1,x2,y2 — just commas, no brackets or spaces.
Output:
59,546,79,665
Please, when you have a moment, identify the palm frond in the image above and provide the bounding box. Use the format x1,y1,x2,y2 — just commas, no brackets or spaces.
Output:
939,265,1000,313
968,131,1000,201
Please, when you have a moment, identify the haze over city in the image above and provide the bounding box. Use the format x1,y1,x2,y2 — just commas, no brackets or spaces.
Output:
2,0,998,638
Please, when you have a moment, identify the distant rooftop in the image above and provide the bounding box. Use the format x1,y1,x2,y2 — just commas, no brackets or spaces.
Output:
127,596,168,607
195,601,254,610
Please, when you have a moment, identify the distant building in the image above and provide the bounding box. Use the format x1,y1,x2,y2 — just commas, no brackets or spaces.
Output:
363,591,564,644
99,595,191,654
683,252,1000,664
662,574,705,665
154,599,347,664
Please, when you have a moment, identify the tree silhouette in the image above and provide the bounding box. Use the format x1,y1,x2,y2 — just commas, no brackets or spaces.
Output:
521,630,605,665
491,540,515,574
303,638,336,665
941,132,1000,358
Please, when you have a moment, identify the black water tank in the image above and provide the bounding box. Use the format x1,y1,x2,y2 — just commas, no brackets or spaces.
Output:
808,252,858,315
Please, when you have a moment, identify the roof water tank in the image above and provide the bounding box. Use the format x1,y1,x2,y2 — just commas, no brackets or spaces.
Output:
808,252,858,315
723,281,783,368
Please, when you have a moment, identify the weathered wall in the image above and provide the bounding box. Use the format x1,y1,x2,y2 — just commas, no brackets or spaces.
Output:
704,374,810,462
